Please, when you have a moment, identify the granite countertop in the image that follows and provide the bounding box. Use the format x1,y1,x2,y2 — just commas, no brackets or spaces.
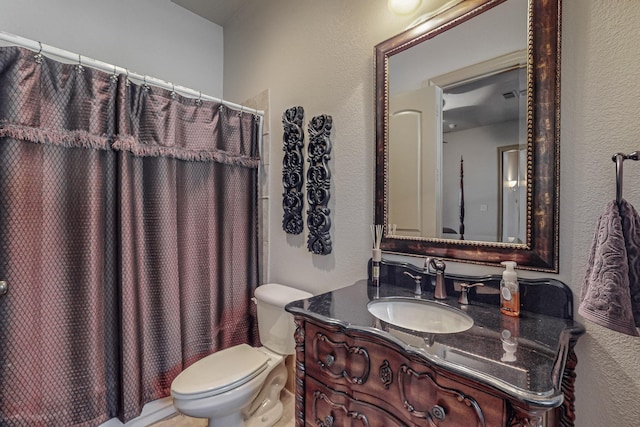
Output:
285,277,585,409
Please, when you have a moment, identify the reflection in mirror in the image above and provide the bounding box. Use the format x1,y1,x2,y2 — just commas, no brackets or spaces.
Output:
387,0,527,242
442,64,527,242
498,144,526,243
375,0,561,271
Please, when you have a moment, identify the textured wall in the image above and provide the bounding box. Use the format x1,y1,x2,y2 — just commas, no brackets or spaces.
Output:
224,0,404,294
562,0,640,424
224,0,640,425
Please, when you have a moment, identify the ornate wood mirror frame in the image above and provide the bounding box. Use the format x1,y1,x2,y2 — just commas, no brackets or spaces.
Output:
375,0,560,272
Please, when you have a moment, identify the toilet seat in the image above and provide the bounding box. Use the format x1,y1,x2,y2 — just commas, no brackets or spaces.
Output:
171,344,270,400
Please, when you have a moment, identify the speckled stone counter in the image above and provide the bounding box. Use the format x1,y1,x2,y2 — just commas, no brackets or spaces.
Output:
285,260,585,419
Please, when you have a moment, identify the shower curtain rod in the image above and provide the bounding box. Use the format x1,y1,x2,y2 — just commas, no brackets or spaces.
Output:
0,31,264,117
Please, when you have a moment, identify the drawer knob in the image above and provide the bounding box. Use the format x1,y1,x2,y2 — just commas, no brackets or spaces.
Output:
432,405,446,421
324,354,335,367
324,415,334,426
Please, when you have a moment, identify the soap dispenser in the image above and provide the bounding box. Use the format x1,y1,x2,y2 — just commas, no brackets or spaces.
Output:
500,261,520,317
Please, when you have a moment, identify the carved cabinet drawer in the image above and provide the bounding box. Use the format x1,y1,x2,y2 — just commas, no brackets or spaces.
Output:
305,375,406,427
304,321,506,427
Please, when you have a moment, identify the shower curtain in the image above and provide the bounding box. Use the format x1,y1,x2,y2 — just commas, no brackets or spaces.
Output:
0,46,260,426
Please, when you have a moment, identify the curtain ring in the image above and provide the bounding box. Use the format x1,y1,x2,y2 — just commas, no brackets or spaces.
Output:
143,75,150,92
238,106,244,117
110,65,118,83
125,69,131,87
76,54,85,74
195,91,203,106
34,41,43,64
170,83,177,99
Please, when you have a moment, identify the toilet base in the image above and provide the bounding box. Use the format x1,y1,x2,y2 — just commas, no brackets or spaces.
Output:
243,351,287,427
207,412,243,427
245,400,283,427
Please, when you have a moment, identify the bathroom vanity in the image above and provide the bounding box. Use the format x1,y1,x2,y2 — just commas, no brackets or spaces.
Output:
285,261,584,427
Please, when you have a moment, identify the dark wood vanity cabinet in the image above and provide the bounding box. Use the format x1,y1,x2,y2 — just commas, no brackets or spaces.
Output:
292,310,585,427
287,272,584,427
295,318,512,427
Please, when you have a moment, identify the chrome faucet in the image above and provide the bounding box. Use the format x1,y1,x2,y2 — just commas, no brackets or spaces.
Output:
426,258,447,299
403,271,423,297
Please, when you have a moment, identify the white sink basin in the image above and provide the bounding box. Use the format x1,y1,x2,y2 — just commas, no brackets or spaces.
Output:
367,298,474,334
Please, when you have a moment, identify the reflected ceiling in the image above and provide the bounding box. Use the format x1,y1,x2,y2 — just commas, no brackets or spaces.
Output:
443,67,526,133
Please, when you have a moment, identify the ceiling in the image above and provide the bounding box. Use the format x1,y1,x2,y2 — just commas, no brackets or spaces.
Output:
171,0,249,26
442,67,526,133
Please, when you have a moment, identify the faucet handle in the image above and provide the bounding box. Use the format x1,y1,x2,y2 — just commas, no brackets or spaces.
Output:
403,271,421,281
403,271,423,296
458,282,484,305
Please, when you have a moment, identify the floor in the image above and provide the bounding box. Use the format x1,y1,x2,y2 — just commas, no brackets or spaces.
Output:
149,391,295,427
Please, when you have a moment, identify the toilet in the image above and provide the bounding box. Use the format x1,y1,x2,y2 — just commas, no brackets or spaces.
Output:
170,283,312,427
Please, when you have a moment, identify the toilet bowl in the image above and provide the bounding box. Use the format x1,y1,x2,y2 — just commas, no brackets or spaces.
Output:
170,283,312,427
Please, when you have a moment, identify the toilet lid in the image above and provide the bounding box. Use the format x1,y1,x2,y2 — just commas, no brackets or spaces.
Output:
171,344,270,399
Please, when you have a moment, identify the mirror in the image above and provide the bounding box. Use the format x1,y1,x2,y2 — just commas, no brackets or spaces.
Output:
375,0,560,272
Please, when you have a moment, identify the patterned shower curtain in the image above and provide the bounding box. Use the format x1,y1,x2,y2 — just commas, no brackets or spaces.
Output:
114,75,261,421
0,46,260,426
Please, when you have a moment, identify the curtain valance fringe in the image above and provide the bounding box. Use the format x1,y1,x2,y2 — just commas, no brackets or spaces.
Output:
0,123,260,168
0,30,264,118
113,136,260,168
0,123,112,151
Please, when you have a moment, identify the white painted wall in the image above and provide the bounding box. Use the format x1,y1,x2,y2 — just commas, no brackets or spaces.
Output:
442,120,520,242
224,0,640,425
0,0,223,97
225,0,396,295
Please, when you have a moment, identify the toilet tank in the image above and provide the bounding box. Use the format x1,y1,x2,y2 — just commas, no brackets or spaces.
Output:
254,283,312,355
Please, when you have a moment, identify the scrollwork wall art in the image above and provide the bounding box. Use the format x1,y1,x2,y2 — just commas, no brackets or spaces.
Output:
282,106,305,234
307,114,333,255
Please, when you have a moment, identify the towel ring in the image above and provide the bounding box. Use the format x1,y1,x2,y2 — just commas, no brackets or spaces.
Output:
613,151,640,204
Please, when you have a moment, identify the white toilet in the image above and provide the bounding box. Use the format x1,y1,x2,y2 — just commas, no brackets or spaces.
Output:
170,283,312,427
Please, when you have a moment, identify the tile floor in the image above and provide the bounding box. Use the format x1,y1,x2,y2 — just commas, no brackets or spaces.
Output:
149,391,295,427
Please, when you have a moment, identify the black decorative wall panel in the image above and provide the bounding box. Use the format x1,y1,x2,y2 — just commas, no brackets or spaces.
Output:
282,106,305,234
306,114,332,255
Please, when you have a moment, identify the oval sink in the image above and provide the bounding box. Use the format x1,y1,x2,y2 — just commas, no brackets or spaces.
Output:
368,298,474,334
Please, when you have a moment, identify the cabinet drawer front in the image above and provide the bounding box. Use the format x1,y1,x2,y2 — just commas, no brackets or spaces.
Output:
304,322,506,427
306,376,406,427
307,324,371,386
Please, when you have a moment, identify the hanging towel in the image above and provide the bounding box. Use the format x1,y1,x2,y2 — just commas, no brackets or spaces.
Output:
579,199,640,336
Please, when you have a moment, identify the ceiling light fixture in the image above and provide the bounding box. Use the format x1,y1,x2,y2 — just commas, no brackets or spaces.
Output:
388,0,423,15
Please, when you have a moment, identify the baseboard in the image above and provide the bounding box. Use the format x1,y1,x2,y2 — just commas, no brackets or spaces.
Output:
99,397,176,427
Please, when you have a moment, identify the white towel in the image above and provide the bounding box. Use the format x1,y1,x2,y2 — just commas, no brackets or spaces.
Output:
579,199,640,336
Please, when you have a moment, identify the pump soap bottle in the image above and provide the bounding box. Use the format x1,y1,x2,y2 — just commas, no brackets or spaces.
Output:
500,261,520,317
